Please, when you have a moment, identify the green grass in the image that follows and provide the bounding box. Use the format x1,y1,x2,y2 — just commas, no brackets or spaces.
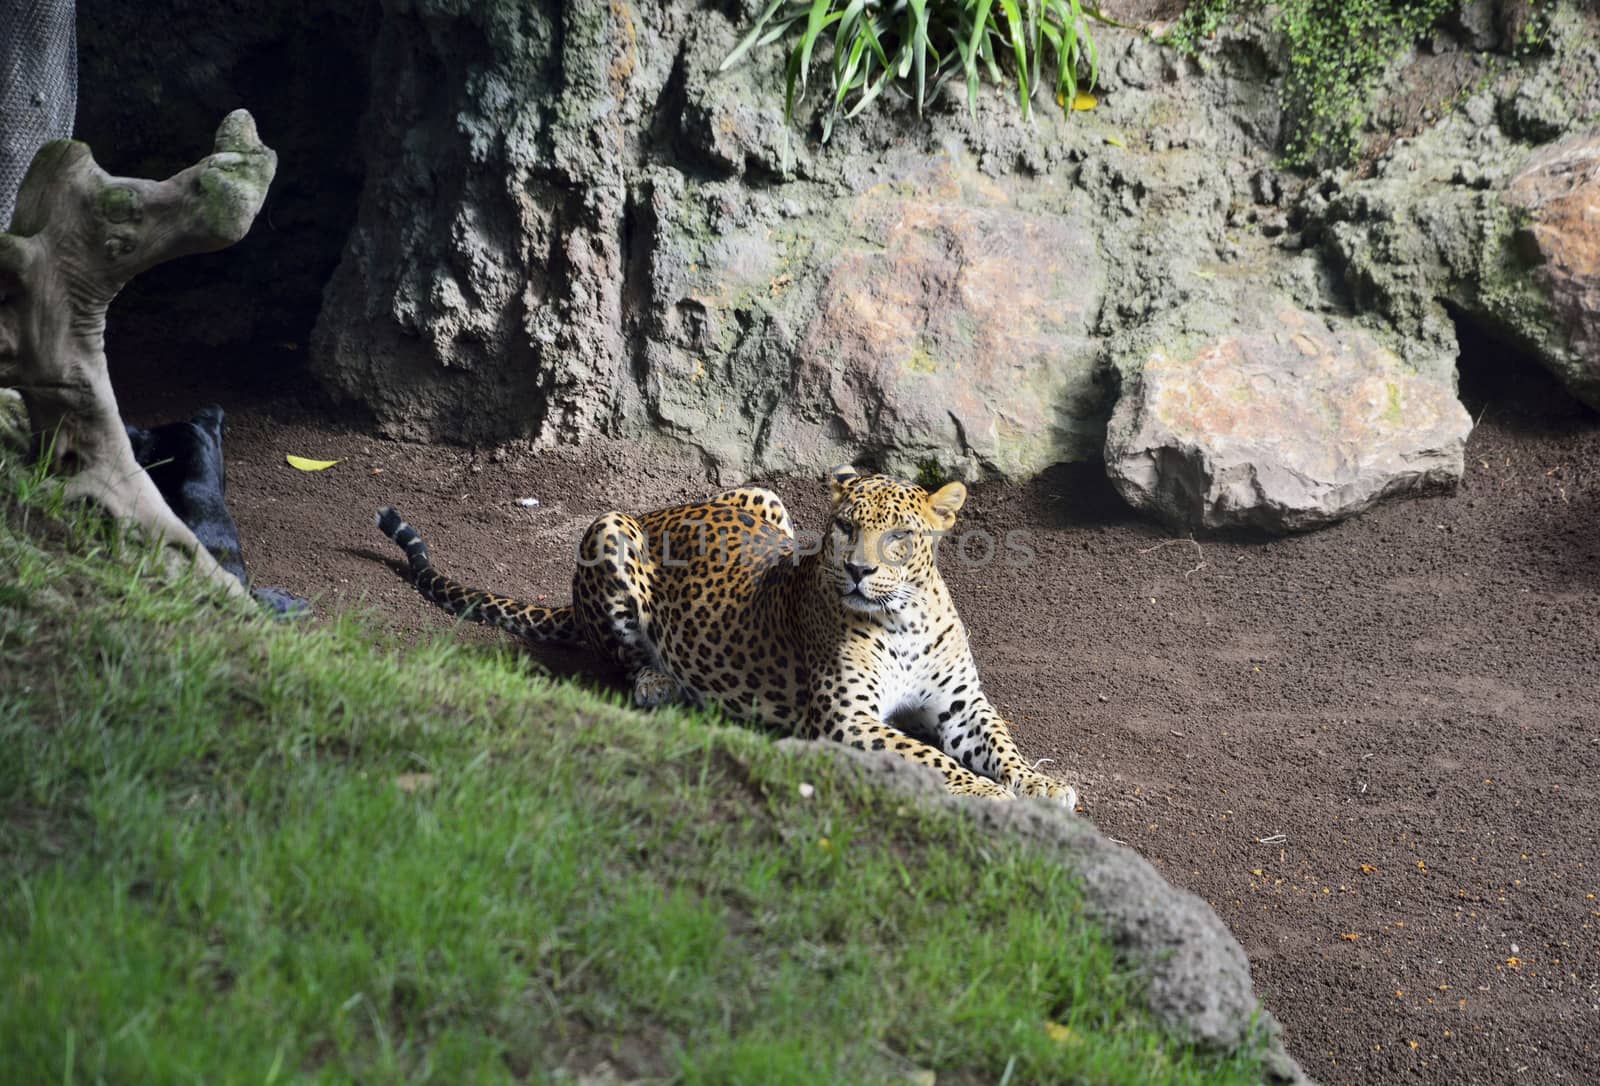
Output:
0,437,1267,1084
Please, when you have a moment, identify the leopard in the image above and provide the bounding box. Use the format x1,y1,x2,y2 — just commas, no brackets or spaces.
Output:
376,465,1077,806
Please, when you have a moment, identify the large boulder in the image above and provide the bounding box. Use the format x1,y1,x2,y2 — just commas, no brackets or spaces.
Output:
1505,127,1600,409
643,148,1108,481
1105,290,1473,532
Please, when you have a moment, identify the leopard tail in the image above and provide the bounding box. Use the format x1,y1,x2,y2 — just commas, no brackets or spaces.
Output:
375,506,580,645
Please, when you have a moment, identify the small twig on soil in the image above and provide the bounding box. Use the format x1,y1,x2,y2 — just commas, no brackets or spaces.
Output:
1138,535,1206,577
1257,833,1288,844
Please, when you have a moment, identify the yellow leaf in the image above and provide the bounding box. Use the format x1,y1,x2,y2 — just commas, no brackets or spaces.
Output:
286,454,341,472
1044,1022,1077,1044
1104,134,1126,148
1071,92,1098,111
1340,932,1362,941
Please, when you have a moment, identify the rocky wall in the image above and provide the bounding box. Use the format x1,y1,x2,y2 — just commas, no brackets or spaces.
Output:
308,0,1288,481
70,0,1600,523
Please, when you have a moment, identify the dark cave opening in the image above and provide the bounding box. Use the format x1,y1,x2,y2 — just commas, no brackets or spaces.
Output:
1449,303,1596,432
74,0,380,423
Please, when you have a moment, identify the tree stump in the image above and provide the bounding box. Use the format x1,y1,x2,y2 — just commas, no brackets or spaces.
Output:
0,110,276,597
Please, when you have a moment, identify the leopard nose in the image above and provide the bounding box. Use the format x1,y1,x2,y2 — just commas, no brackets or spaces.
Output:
844,561,877,582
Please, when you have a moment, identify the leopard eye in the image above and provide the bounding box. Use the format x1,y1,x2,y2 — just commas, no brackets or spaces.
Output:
832,517,853,537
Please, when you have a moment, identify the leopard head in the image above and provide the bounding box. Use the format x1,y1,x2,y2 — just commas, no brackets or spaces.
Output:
824,465,965,615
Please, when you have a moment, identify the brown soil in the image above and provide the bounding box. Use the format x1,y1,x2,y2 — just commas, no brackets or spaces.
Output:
113,343,1600,1085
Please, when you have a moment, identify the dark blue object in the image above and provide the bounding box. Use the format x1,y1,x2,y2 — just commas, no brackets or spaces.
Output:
125,405,308,615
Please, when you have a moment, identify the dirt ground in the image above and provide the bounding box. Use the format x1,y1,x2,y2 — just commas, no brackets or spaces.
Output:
112,340,1600,1085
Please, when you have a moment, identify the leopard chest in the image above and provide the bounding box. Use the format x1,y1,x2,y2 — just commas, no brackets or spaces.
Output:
835,609,969,725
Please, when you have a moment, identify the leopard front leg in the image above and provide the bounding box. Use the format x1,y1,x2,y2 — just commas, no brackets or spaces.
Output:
574,512,685,708
806,707,1013,799
935,692,1078,810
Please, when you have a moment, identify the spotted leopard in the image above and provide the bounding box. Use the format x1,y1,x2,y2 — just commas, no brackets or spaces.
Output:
376,466,1076,805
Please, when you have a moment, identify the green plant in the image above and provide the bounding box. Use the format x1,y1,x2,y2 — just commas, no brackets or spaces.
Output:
914,456,946,490
722,0,1100,140
1163,0,1235,57
1166,0,1457,170
1274,0,1453,169
1512,0,1554,57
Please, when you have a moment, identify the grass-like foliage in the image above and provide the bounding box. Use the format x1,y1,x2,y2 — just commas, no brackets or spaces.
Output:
722,0,1100,140
0,437,1268,1083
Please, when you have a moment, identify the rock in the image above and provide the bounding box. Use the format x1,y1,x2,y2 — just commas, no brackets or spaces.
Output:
1441,0,1501,52
1505,127,1600,409
754,149,1107,480
1305,3,1600,406
1105,291,1473,532
631,145,1112,482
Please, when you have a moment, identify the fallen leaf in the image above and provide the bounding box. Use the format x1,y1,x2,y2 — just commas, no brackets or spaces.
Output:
1360,863,1378,874
1340,932,1362,941
394,773,436,794
286,454,341,472
1043,1022,1077,1044
1071,92,1098,111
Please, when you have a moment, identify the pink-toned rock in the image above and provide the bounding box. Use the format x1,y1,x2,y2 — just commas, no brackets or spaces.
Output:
760,153,1105,480
1105,299,1473,532
1505,127,1600,407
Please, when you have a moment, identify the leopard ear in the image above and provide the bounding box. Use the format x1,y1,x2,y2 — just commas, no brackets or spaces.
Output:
829,464,860,502
928,481,966,527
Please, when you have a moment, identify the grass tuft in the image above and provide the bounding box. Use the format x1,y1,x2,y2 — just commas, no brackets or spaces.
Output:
0,437,1267,1083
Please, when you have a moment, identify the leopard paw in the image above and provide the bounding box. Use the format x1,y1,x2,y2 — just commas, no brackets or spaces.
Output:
1015,775,1079,811
631,667,682,709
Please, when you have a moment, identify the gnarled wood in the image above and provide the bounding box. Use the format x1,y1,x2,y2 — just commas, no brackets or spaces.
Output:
0,110,276,596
